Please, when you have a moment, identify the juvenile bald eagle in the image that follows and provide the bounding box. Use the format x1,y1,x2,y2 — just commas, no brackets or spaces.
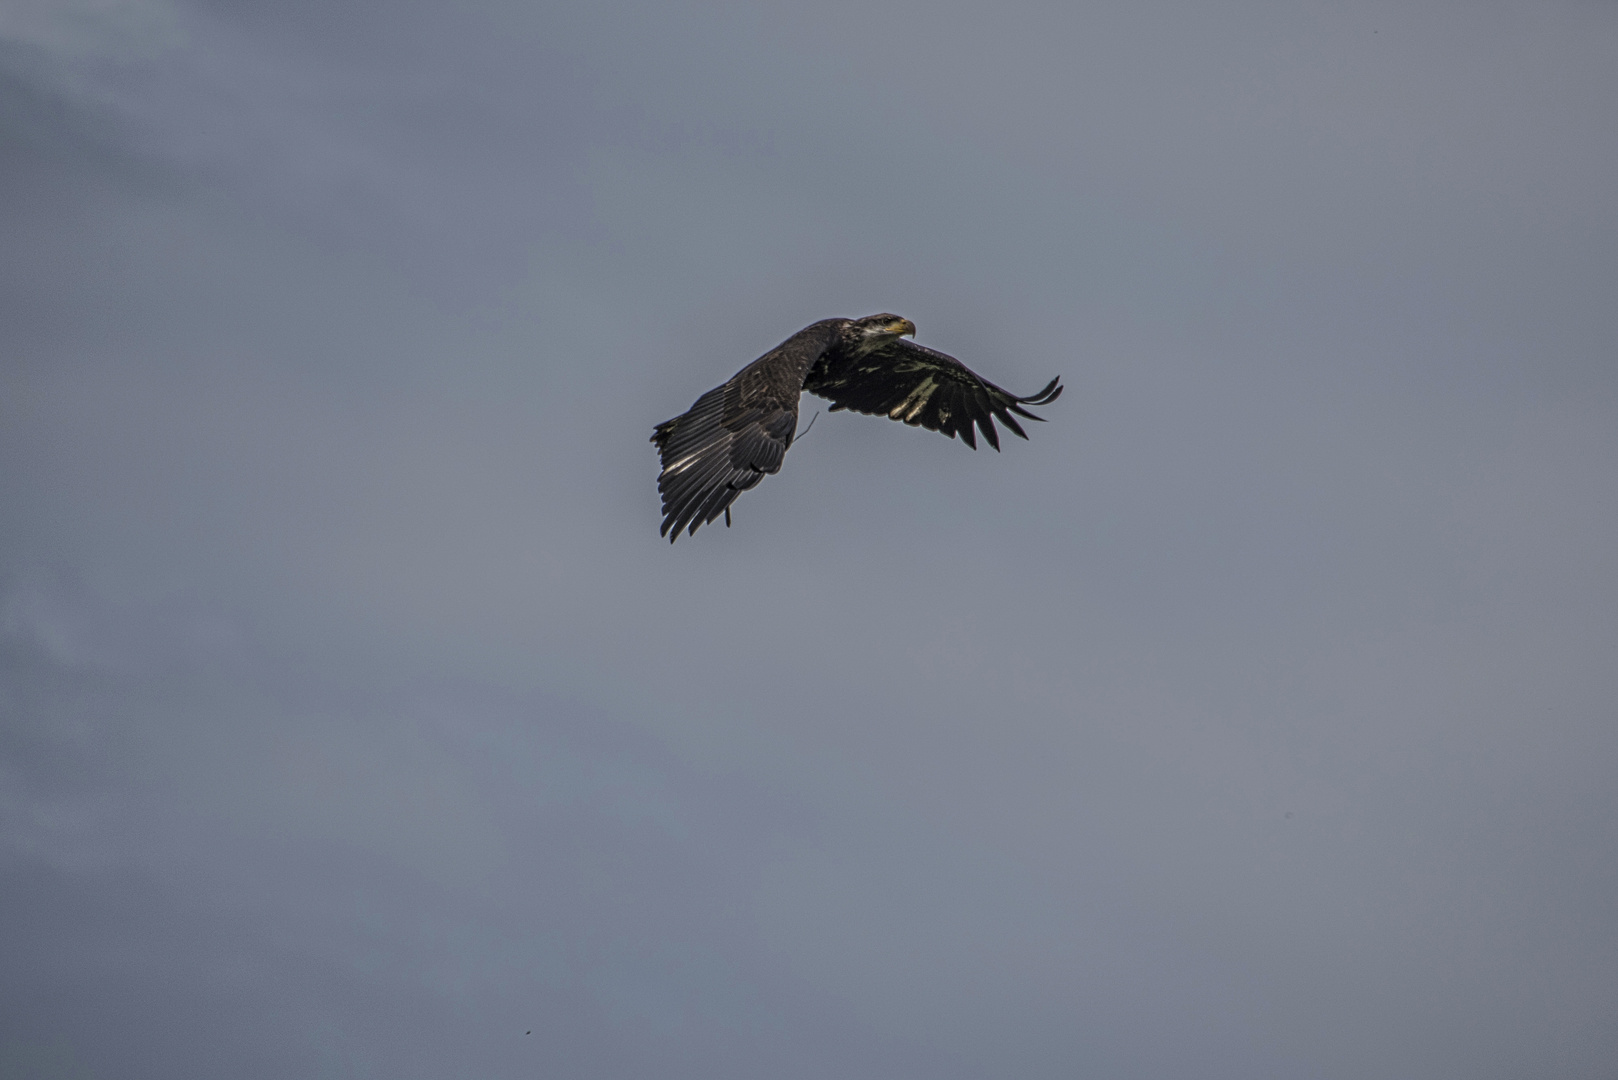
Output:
651,314,1062,541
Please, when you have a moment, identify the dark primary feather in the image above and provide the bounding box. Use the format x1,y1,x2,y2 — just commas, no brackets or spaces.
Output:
651,382,796,540
804,337,1062,452
651,315,1061,540
651,321,838,540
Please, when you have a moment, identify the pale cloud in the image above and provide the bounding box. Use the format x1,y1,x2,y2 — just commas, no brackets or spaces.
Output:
3,1,1616,1076
0,0,187,63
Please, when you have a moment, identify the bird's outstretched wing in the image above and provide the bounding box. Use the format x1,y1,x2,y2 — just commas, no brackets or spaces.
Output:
805,338,1062,450
651,377,798,541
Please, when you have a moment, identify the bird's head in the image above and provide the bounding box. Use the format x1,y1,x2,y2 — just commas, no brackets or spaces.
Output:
846,313,916,356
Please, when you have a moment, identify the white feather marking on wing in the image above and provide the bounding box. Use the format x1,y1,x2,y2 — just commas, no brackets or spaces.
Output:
662,435,730,477
888,377,938,421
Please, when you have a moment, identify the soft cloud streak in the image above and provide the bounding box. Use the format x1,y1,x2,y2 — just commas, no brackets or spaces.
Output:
3,0,1616,1076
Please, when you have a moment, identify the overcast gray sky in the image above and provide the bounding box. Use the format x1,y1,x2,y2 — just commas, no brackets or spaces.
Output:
2,1,1616,1077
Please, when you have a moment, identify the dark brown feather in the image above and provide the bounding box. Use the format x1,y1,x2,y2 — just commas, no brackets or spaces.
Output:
803,337,1062,452
652,316,1061,540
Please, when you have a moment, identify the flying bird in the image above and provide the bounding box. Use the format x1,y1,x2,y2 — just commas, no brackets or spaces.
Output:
651,314,1062,541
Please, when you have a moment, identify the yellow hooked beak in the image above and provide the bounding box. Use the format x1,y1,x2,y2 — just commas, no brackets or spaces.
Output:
890,318,916,337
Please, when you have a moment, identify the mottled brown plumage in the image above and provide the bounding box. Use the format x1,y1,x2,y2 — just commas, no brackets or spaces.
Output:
651,314,1062,540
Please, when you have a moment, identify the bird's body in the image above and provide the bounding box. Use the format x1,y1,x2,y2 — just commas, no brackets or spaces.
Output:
651,314,1062,541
